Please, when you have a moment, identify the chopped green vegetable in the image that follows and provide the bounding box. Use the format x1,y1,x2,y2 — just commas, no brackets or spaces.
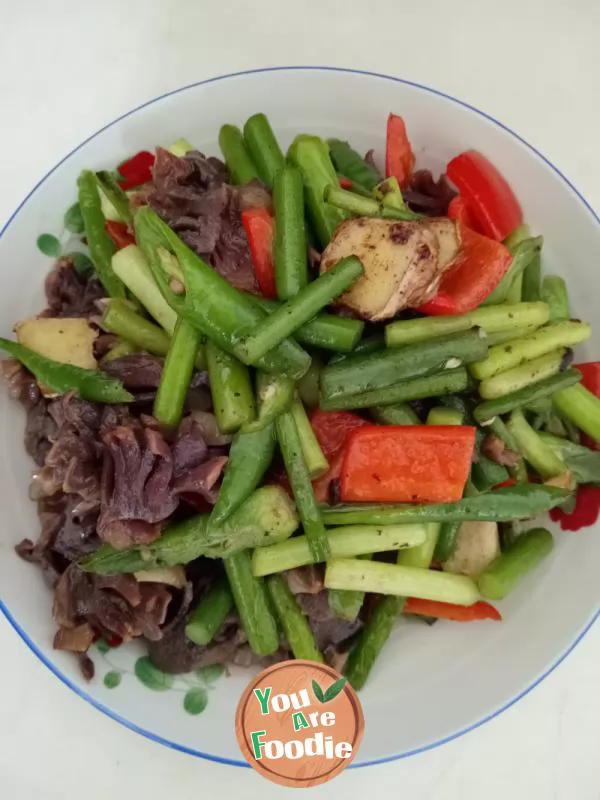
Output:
219,125,260,185
478,527,554,600
474,369,582,424
320,367,469,411
297,356,322,408
82,486,298,574
243,113,285,189
210,424,276,525
0,338,132,404
225,550,279,656
242,371,294,433
322,484,571,526
324,184,420,221
153,319,200,428
522,252,542,302
78,170,126,297
288,134,349,248
542,276,570,322
250,295,364,353
167,138,194,157
185,580,233,646
112,245,178,334
327,139,381,190
96,171,133,225
325,558,480,606
276,410,330,562
290,399,328,478
328,553,373,622
482,232,542,306
479,349,570,400
273,166,308,300
252,523,428,576
386,302,550,348
553,382,600,443
538,433,600,484
206,341,255,434
266,575,324,662
470,321,591,381
321,329,487,403
134,207,310,379
237,256,363,364
426,407,464,426
370,403,420,425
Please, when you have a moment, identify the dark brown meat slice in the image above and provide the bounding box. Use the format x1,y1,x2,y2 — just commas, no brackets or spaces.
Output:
0,360,40,409
53,496,101,561
43,257,105,318
25,399,56,466
145,582,287,674
295,590,363,653
52,564,172,645
286,566,324,595
404,169,457,217
482,433,521,468
102,354,166,391
147,148,260,293
98,424,178,549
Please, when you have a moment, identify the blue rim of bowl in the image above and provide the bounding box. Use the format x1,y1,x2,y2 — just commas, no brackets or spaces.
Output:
1,65,599,769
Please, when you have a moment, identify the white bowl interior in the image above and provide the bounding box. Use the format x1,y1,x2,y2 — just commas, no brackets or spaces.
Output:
0,68,598,766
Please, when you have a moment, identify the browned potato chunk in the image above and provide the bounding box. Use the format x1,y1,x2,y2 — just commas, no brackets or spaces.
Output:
14,317,98,370
320,217,461,321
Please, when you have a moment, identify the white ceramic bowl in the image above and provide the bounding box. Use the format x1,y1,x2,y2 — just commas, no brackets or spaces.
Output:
0,67,599,768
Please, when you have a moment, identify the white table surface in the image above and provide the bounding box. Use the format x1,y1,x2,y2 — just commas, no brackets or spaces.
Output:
1,1,599,797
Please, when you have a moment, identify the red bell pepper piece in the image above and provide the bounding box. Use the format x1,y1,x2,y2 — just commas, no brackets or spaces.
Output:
385,113,415,189
404,598,502,622
340,425,476,504
575,362,600,394
241,208,277,299
494,478,517,490
105,220,135,250
573,362,600,449
312,451,343,504
447,195,482,233
446,150,522,241
338,177,353,190
417,224,513,315
310,410,369,462
117,150,156,191
309,410,370,504
550,485,600,531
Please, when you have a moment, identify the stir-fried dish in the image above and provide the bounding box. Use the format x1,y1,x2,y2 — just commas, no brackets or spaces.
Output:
4,113,600,690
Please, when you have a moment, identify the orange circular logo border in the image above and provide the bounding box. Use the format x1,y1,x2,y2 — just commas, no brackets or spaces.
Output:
235,659,365,787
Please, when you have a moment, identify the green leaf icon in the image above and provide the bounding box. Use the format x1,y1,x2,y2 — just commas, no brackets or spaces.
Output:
37,234,62,258
134,657,174,692
103,671,122,689
184,688,209,715
64,203,85,234
311,679,325,703
196,663,225,686
323,677,347,703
